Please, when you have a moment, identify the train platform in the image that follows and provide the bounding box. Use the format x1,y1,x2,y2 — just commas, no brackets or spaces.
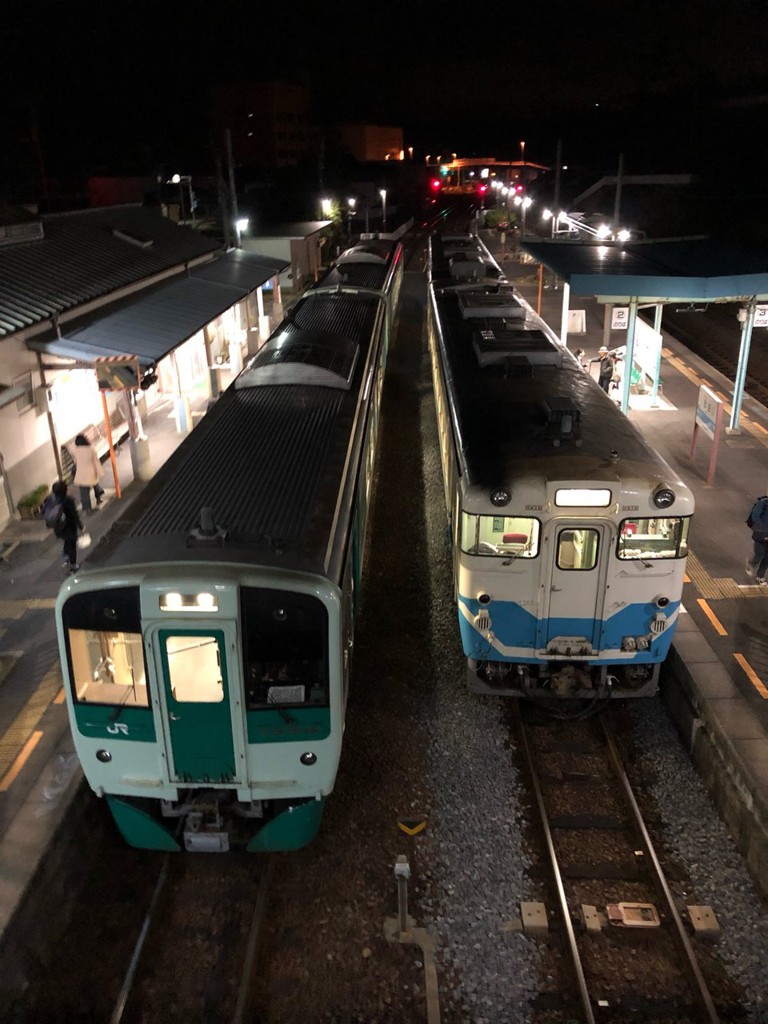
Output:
1,235,768,949
0,391,212,942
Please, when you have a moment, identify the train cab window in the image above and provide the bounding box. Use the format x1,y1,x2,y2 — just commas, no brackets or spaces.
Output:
67,629,148,707
557,529,599,570
164,635,223,703
240,588,329,710
61,587,149,708
617,516,690,560
460,512,540,557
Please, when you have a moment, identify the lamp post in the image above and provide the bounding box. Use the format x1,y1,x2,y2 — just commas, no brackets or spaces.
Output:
521,195,532,236
520,140,525,164
347,197,356,243
379,188,387,232
171,174,195,226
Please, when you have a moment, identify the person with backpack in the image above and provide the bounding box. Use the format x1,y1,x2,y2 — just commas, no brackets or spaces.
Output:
71,434,105,512
745,494,768,584
45,480,84,573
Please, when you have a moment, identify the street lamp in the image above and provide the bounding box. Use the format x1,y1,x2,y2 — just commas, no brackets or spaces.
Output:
520,140,525,164
321,197,332,219
379,188,387,232
347,197,356,243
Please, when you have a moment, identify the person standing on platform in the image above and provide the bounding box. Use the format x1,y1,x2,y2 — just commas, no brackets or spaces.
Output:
590,346,616,392
745,494,768,584
72,434,105,512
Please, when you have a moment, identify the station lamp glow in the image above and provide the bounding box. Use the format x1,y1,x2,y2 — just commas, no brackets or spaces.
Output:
596,224,612,239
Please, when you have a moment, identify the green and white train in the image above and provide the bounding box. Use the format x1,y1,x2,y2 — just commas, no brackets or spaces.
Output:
55,239,403,852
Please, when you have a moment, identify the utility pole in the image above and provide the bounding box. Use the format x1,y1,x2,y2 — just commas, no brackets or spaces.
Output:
553,138,562,216
217,155,233,248
225,129,240,247
613,153,624,232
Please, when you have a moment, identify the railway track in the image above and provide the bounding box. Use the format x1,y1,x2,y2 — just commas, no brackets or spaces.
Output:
111,853,274,1024
515,705,742,1023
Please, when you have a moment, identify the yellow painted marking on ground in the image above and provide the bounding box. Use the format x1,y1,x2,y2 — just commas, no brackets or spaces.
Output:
54,687,66,705
733,653,768,699
751,420,768,436
0,730,43,792
0,661,62,777
684,573,691,584
696,599,728,636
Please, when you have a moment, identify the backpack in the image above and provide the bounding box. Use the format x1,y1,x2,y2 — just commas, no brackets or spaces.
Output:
43,498,67,537
747,496,768,531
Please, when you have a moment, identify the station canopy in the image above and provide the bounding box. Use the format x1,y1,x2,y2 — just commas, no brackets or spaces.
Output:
520,238,768,304
27,250,288,368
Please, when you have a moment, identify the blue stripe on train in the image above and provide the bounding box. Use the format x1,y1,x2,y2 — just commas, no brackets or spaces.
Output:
458,596,680,663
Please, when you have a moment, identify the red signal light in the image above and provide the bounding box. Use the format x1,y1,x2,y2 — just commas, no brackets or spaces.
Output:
430,178,442,192
514,183,524,193
478,183,489,194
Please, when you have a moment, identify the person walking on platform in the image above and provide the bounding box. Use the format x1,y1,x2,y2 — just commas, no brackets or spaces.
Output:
745,494,768,584
48,480,84,573
72,434,104,512
590,346,615,392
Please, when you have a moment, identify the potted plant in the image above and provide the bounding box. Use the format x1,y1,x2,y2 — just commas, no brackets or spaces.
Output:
17,484,49,520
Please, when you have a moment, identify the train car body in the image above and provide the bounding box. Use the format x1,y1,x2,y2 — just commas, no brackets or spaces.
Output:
55,240,403,851
427,233,693,700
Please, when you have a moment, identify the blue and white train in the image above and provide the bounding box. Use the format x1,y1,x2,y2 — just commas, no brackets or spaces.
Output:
427,232,693,700
55,239,403,851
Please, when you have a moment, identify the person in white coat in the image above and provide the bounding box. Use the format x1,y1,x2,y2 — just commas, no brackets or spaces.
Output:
72,434,105,512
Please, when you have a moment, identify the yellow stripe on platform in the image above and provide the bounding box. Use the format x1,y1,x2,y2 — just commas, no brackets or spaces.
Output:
733,653,768,699
696,599,727,636
0,731,43,792
0,661,62,780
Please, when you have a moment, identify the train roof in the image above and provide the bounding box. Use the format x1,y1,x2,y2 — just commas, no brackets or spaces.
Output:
313,239,401,293
428,233,688,496
85,289,384,577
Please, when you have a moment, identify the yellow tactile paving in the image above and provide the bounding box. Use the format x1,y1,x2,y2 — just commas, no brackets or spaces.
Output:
686,550,764,600
0,661,62,781
0,598,56,621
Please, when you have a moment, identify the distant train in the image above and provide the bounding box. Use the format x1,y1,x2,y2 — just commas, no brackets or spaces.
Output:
427,232,693,700
55,238,404,851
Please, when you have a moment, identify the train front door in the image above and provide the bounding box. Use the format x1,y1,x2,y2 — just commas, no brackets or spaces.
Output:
156,627,239,783
542,523,606,653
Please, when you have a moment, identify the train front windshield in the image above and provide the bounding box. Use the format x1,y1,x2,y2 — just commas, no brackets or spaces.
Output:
63,587,148,708
240,588,329,710
617,516,690,559
461,513,540,557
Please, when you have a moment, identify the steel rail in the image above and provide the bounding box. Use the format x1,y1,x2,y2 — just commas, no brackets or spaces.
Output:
232,854,275,1024
516,713,596,1024
109,854,170,1024
600,717,721,1024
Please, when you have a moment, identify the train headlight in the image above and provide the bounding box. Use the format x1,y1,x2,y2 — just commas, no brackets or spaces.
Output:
96,749,112,763
490,488,511,507
300,752,318,766
653,486,675,509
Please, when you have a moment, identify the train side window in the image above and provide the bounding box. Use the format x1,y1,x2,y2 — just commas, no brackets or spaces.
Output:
67,629,149,707
557,529,599,570
241,588,329,710
461,512,540,557
617,516,690,559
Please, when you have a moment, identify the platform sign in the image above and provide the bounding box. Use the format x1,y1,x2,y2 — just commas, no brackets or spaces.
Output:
691,384,723,485
695,384,720,440
611,307,629,330
754,305,768,328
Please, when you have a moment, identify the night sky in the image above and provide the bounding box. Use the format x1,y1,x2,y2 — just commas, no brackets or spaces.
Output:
2,1,767,194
